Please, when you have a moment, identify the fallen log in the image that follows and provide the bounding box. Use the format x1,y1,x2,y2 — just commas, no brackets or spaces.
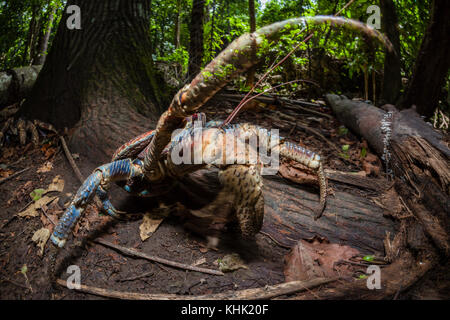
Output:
172,169,396,256
262,175,395,254
325,94,449,256
0,65,42,108
215,92,333,119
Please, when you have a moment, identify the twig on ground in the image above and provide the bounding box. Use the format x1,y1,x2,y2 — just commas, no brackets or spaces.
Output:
2,278,30,291
59,136,84,183
56,277,337,300
41,206,57,226
0,167,30,185
0,215,17,230
60,135,104,208
93,239,224,276
117,270,155,282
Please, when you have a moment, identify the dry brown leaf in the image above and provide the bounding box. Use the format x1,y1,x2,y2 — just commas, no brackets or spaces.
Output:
18,196,58,217
37,161,53,173
284,240,360,282
31,228,50,256
191,257,207,267
0,168,14,178
46,175,64,193
217,253,248,272
139,212,164,241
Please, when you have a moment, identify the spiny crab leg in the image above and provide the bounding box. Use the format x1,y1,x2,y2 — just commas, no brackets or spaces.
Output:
143,15,393,181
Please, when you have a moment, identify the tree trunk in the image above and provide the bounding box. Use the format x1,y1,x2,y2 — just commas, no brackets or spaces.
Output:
23,2,41,66
188,0,205,80
380,0,402,105
174,0,182,49
33,2,57,66
20,0,173,162
209,0,216,59
400,0,450,117
245,0,257,88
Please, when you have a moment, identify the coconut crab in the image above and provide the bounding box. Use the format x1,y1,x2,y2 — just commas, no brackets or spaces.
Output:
48,16,392,278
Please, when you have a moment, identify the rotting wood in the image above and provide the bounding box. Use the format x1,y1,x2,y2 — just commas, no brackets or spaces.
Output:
175,170,396,255
0,66,42,107
325,169,390,192
326,94,449,256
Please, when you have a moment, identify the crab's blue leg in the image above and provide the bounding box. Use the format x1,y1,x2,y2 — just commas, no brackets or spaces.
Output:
95,160,154,220
95,185,130,220
50,159,143,248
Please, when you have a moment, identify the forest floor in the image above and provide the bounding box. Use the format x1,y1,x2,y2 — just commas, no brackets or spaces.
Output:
0,94,448,299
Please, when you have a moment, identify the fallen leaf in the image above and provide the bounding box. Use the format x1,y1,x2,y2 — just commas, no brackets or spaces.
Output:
46,175,64,193
18,196,58,217
192,257,207,267
20,264,28,275
37,161,53,173
30,188,46,201
40,201,62,231
139,212,164,241
31,228,50,256
284,240,360,281
217,253,248,272
0,168,13,178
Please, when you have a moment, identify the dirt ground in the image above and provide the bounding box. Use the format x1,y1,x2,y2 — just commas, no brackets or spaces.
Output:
0,98,448,300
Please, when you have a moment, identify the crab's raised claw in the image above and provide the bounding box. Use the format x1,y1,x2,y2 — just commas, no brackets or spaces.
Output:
50,159,144,248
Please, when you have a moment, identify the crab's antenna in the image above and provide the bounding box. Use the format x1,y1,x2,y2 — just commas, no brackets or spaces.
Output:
222,0,357,126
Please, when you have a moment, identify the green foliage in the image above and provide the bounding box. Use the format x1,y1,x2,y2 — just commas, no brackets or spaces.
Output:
0,0,64,69
30,188,46,201
0,0,440,106
158,47,189,74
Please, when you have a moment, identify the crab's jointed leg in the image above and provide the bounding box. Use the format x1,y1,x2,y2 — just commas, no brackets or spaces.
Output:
278,141,327,219
218,164,264,239
50,159,144,248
